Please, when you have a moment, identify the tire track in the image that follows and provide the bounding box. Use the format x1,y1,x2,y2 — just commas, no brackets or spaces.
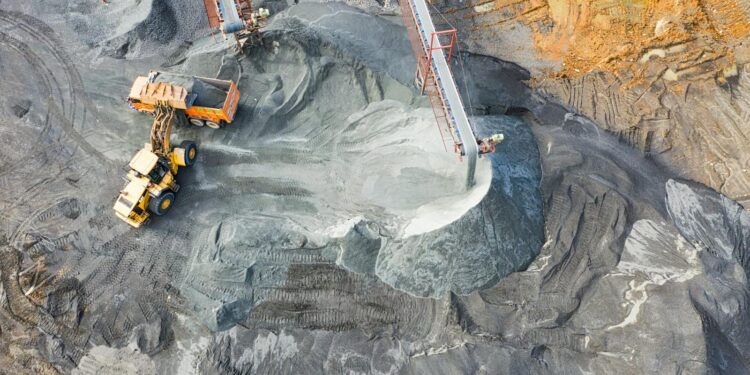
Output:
0,11,112,167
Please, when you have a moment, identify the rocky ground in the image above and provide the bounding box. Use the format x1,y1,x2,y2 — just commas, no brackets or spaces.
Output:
435,0,750,208
0,0,749,374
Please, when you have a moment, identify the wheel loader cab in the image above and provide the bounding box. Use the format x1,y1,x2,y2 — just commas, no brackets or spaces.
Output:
130,149,161,179
113,148,183,228
147,158,170,184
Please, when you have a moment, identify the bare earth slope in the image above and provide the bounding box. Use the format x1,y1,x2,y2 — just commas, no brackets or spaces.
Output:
436,0,750,209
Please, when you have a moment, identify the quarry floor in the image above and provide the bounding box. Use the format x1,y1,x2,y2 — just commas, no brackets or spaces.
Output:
0,1,749,374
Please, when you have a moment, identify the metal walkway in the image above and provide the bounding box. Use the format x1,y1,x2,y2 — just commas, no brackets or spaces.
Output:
400,0,479,187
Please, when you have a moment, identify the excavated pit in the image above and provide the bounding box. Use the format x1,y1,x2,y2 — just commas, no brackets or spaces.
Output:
8,1,750,374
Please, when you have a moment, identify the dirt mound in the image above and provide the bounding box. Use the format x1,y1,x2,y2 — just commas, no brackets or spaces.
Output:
100,0,181,59
133,0,178,45
63,0,208,59
168,5,544,304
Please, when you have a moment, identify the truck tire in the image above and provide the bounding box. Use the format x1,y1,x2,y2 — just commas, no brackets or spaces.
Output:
206,120,222,129
189,118,205,127
149,191,176,216
179,141,198,167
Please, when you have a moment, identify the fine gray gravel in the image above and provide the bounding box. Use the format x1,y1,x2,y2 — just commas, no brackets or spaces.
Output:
0,1,748,374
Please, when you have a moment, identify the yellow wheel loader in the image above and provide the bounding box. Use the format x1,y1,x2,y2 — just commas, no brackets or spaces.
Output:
113,103,198,228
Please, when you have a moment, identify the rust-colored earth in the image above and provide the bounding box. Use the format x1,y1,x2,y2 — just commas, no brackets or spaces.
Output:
460,0,750,82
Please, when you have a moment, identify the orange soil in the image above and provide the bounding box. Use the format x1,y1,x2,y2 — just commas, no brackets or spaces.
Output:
487,0,750,80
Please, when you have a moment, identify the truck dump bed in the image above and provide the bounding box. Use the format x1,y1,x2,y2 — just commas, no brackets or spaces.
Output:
129,77,189,109
128,71,241,124
152,72,229,108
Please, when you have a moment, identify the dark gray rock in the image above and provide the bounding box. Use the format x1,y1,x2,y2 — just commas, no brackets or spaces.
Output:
2,2,750,374
10,99,31,118
667,179,750,270
666,179,750,373
338,220,381,274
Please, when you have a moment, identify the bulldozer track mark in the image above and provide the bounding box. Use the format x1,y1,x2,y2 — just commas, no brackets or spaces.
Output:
181,177,313,203
239,261,437,337
520,328,589,353
76,226,192,309
8,197,83,250
542,184,627,299
220,248,327,266
183,279,250,302
27,231,80,259
34,198,83,224
80,245,138,302
1,246,88,365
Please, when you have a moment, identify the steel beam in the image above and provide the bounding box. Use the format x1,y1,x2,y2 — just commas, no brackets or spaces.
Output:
406,0,479,187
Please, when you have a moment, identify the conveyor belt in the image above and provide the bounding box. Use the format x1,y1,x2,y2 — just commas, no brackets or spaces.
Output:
217,0,244,34
407,0,479,187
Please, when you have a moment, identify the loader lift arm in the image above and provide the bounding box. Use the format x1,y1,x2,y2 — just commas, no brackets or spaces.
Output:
150,102,177,158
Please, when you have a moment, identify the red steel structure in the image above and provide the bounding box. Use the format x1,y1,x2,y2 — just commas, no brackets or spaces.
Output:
203,0,221,29
202,0,267,50
400,0,460,154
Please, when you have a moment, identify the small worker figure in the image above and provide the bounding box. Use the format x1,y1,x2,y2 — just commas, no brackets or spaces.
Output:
477,133,505,155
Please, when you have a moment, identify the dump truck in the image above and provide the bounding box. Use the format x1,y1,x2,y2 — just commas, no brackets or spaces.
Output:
114,104,198,228
128,71,240,129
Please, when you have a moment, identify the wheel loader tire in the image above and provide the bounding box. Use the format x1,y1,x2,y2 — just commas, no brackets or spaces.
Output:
149,191,175,216
206,120,222,129
189,118,205,127
179,141,198,167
